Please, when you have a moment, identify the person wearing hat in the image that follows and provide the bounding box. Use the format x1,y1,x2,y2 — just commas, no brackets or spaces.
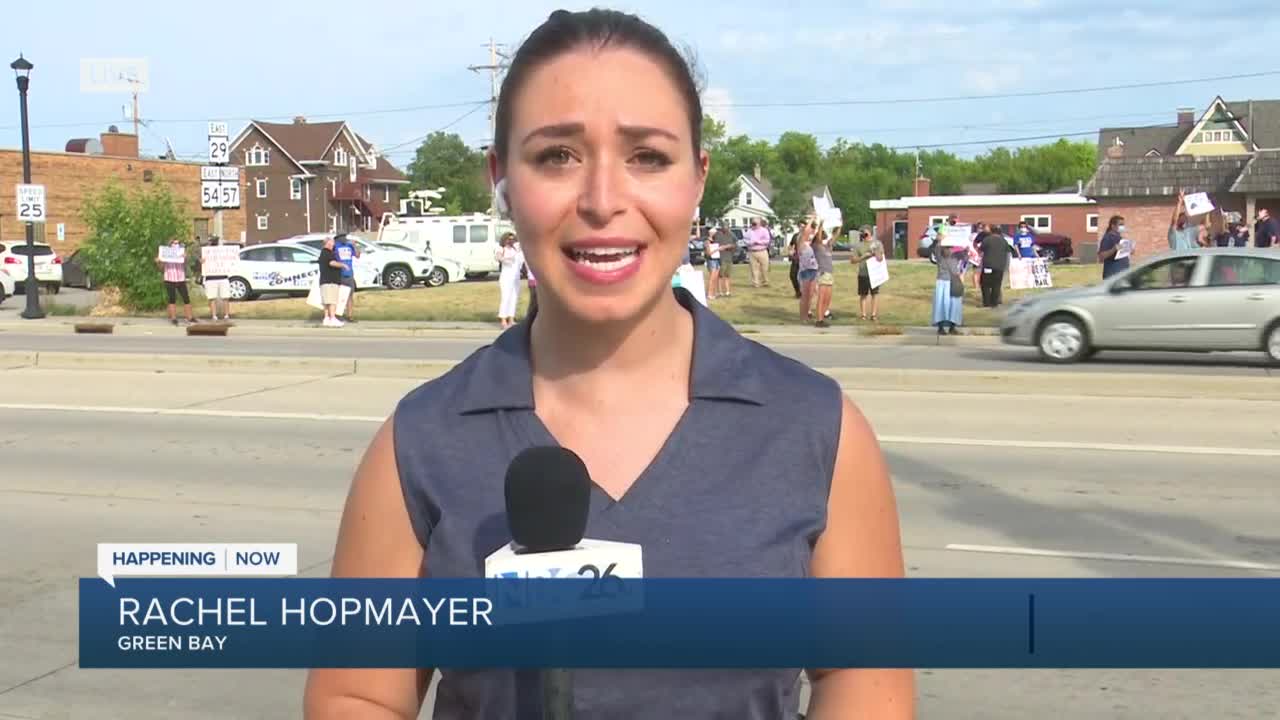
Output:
850,225,885,321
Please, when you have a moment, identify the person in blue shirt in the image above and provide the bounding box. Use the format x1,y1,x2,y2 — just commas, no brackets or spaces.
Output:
1097,215,1130,279
1013,221,1038,258
333,233,359,322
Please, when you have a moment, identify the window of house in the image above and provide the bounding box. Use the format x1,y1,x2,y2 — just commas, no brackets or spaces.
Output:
383,186,390,203
349,157,358,183
928,215,949,227
1087,214,1099,233
246,144,270,166
256,214,269,231
363,184,370,200
328,213,338,233
328,178,336,196
290,178,302,200
335,148,347,166
745,191,753,206
255,179,267,198
1021,215,1052,231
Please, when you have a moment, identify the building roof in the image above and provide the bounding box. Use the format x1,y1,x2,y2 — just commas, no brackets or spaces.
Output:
1096,124,1187,161
253,120,347,161
1085,155,1251,198
739,173,773,204
1225,100,1280,149
1231,150,1280,193
869,192,1095,211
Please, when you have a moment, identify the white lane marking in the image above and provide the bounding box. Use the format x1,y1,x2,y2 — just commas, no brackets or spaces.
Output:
945,544,1280,572
879,435,1280,458
0,403,384,423
2,403,1278,459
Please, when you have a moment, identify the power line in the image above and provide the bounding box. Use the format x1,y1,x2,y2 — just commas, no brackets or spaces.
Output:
707,69,1280,108
0,99,489,132
743,110,1175,141
379,103,490,155
890,130,1100,151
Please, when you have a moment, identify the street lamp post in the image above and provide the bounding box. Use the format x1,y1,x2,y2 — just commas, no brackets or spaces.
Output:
11,54,44,319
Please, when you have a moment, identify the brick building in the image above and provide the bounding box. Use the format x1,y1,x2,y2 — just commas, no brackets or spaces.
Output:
229,117,409,244
1085,97,1280,260
870,177,1098,258
0,128,247,257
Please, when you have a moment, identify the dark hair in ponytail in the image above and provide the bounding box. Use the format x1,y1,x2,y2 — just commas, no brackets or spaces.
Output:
492,8,703,164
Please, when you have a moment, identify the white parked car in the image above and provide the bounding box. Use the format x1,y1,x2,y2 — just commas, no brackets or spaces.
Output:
0,241,62,293
0,267,15,306
280,235,447,290
376,242,465,288
225,242,378,301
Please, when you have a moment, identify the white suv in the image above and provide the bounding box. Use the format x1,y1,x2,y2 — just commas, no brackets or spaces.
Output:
0,241,62,293
0,267,15,306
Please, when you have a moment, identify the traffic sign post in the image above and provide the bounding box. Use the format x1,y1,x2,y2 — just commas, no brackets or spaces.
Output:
15,184,46,223
203,121,236,240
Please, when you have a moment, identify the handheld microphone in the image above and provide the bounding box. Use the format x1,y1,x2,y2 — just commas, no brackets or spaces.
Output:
485,446,645,720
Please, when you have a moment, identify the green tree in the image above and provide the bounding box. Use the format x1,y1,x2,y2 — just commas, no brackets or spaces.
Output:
79,180,192,311
406,132,491,213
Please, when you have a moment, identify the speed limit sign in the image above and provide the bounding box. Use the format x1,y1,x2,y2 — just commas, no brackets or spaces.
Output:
16,184,46,223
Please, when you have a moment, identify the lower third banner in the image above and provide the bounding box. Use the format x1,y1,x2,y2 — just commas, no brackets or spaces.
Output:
79,578,1280,669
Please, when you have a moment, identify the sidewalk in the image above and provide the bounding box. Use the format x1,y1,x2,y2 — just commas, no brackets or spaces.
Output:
0,314,1002,346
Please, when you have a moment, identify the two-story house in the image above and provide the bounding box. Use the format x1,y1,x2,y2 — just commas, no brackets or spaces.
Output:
229,116,409,243
1085,97,1280,258
720,164,833,232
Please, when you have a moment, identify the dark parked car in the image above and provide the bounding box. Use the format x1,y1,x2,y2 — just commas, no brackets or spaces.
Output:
61,249,95,289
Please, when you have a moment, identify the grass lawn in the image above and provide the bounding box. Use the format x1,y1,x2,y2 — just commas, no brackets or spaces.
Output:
177,260,1102,328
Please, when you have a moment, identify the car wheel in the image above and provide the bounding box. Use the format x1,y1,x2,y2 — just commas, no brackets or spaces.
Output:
1036,315,1089,363
425,267,448,287
228,277,253,301
384,265,413,290
1264,322,1280,365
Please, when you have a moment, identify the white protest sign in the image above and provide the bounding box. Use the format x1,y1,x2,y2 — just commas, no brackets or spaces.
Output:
940,223,972,248
201,245,239,277
1115,238,1133,260
812,195,831,216
1009,258,1053,290
821,207,843,229
1184,192,1214,217
866,256,890,289
158,245,186,264
96,543,297,587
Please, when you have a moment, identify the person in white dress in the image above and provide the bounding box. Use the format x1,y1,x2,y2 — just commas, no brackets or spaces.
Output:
495,232,523,329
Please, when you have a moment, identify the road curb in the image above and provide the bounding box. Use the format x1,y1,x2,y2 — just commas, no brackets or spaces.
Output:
0,320,1003,345
5,351,1276,400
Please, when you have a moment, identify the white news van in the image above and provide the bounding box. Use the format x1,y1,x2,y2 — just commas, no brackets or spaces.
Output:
377,213,512,279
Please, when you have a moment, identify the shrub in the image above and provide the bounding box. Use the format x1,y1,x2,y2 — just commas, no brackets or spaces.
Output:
79,180,192,311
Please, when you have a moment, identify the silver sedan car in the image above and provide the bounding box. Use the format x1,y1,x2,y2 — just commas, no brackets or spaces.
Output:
1000,247,1280,364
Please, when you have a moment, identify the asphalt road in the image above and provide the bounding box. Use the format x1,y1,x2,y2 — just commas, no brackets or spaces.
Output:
3,331,1277,376
2,369,1278,718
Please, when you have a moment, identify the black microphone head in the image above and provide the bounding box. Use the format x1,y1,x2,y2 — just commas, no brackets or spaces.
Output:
504,446,591,552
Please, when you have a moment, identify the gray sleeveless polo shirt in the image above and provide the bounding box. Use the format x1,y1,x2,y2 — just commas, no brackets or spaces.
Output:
393,288,843,720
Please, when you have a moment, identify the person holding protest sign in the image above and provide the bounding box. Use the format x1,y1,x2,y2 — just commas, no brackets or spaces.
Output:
1168,190,1208,250
931,227,964,335
796,219,820,322
851,225,884,321
156,237,195,326
200,236,234,322
1097,215,1130,279
978,227,1016,308
812,221,837,327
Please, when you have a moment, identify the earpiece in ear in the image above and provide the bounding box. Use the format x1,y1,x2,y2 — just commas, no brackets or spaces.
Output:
494,179,510,216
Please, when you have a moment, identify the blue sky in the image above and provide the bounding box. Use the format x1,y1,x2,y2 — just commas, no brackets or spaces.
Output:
2,0,1278,168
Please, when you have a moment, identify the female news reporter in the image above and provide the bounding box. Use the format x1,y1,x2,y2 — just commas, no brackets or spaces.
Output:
304,8,912,720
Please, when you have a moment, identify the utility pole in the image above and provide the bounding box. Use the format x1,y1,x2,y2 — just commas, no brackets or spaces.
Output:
468,38,510,149
468,38,510,214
